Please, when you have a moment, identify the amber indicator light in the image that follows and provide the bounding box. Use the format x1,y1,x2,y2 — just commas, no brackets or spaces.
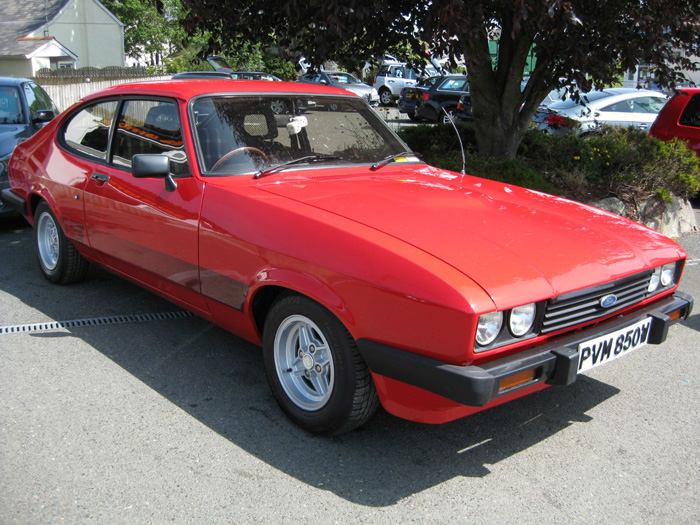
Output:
499,369,537,393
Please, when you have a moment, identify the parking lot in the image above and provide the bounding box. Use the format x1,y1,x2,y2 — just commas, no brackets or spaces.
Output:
1,214,699,523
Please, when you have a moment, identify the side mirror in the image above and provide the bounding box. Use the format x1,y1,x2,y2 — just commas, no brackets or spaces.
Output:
33,110,55,124
132,154,177,192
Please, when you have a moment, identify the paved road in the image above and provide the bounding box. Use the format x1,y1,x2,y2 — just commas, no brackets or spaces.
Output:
1,214,699,524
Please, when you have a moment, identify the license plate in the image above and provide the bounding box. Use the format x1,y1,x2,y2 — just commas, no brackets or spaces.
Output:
406,92,416,99
577,318,652,373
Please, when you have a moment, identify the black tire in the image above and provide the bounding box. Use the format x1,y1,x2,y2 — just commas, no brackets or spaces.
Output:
262,294,379,435
379,88,393,106
34,201,89,284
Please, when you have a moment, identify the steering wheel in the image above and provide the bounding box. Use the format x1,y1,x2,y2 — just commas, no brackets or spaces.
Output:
212,147,269,171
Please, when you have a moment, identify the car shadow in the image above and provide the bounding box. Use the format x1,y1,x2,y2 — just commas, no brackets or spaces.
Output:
2,223,625,506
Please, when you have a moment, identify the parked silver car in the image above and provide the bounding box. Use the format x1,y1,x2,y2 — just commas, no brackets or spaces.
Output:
535,88,667,135
297,71,379,106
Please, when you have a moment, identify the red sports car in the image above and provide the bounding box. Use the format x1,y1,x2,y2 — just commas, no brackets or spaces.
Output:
2,80,693,434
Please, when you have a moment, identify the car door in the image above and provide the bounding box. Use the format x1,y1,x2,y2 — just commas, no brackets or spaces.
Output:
80,97,207,309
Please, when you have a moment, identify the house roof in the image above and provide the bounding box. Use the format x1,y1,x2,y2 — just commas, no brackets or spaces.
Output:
0,0,72,58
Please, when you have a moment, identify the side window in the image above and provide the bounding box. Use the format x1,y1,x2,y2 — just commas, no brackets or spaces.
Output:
112,99,189,175
679,94,700,128
630,96,667,113
62,100,118,161
23,82,58,119
391,66,404,78
0,86,24,124
377,65,390,77
601,100,632,112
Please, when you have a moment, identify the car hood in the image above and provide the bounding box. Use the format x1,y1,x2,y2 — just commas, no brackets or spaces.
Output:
0,125,29,157
256,165,683,309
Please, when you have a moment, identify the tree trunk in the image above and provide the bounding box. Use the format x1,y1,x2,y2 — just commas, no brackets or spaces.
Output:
473,111,526,158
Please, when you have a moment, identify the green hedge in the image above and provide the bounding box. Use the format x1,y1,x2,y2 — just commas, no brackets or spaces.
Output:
398,124,700,209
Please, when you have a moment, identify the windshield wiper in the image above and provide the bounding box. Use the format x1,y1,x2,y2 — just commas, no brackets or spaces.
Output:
254,154,343,179
369,151,420,171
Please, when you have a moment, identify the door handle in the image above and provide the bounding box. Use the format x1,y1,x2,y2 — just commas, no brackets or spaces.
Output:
91,173,110,182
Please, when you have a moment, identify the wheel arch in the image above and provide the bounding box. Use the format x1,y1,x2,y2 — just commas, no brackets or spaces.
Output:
249,271,355,342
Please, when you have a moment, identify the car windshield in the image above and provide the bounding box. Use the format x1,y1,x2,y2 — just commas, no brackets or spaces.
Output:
0,86,24,125
191,95,410,176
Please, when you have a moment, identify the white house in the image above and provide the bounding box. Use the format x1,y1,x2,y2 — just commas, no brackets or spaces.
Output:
0,0,124,77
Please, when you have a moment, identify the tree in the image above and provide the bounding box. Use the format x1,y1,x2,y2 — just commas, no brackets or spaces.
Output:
182,0,700,158
104,0,188,66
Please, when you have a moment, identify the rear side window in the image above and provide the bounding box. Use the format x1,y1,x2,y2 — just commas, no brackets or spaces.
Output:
602,100,632,112
439,78,469,91
63,100,118,160
679,94,700,128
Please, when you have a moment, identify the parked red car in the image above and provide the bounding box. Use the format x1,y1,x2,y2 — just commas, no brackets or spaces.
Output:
1,80,693,435
649,87,700,161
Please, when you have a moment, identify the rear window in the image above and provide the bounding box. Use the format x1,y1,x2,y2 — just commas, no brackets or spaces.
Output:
439,78,469,91
679,94,700,128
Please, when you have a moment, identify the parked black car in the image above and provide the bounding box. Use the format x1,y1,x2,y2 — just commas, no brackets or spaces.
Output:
1,77,58,217
456,93,473,122
415,75,469,124
397,76,441,121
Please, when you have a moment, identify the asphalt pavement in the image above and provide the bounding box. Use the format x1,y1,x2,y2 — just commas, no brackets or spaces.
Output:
1,212,699,524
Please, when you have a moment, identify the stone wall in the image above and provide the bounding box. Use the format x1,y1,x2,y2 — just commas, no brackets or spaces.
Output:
590,196,698,238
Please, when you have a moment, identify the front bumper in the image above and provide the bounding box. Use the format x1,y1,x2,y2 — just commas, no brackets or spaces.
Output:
357,292,693,407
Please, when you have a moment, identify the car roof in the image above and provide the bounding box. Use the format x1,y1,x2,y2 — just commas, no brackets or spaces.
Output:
79,79,357,105
0,77,29,87
602,88,664,96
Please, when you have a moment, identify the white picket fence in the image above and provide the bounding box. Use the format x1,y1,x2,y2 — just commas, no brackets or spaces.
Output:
40,76,170,112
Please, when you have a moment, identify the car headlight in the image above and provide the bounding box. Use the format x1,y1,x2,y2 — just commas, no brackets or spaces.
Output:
509,303,536,337
648,263,678,293
476,311,503,346
648,268,660,293
660,263,676,287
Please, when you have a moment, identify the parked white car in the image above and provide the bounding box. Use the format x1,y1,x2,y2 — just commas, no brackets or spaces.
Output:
535,88,668,135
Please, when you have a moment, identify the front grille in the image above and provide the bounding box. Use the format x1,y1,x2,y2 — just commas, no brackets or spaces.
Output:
542,270,653,334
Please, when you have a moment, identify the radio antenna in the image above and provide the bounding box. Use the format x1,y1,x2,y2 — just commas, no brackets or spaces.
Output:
442,108,466,175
